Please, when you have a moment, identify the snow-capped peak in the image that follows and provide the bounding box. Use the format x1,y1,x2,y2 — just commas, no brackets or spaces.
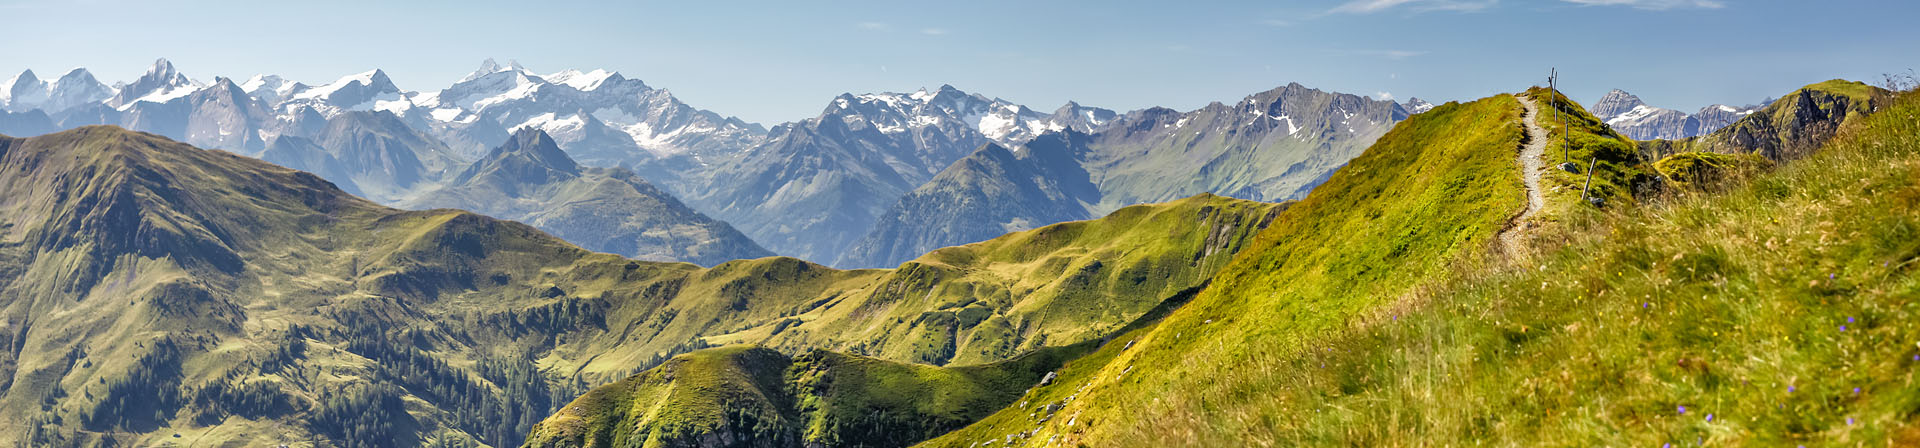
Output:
144,58,187,82
5,68,113,113
271,69,412,118
2,70,46,108
240,74,296,101
460,58,531,83
108,58,203,110
1591,89,1648,121
293,69,396,101
821,85,1109,144
545,69,617,91
1401,97,1435,114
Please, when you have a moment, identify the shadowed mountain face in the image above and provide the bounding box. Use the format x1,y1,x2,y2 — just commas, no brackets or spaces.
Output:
838,83,1404,269
401,129,773,266
0,126,1279,447
837,132,1101,268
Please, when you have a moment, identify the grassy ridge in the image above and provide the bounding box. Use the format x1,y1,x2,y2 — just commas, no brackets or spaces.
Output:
719,193,1283,367
1159,86,1912,444
522,343,1086,447
924,92,1545,446
927,83,1915,446
1033,88,1920,445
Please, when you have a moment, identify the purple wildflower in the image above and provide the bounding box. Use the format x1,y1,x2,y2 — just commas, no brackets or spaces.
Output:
1848,417,1856,425
1678,405,1687,415
1706,413,1714,422
1788,385,1795,393
1841,325,1848,332
1854,387,1861,395
1830,273,1836,279
1847,316,1855,324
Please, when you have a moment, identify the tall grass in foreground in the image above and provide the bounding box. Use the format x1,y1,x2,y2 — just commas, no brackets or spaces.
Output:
1135,91,1920,446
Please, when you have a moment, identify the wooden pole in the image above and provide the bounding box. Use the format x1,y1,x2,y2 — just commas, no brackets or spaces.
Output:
1581,155,1598,202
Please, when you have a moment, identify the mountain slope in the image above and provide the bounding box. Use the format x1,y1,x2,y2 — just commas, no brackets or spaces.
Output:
400,129,773,266
305,110,463,201
922,89,1558,447
522,344,1084,448
838,83,1403,268
924,81,1895,447
679,86,998,263
525,91,1500,448
1637,80,1887,161
837,132,1101,268
0,126,1278,446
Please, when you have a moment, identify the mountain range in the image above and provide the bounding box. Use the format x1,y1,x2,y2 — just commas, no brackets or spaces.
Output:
837,83,1410,268
0,55,1908,448
0,58,1537,271
0,125,1281,446
399,129,772,266
1589,88,1766,140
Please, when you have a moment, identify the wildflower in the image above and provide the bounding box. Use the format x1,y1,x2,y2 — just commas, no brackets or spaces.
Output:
1788,385,1795,393
1847,317,1855,324
1706,413,1714,422
1841,325,1848,332
1848,417,1855,425
1853,387,1860,395
1678,405,1687,415
1830,273,1836,279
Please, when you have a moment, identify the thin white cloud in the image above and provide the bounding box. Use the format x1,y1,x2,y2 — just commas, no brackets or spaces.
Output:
1328,0,1497,14
1560,0,1724,9
1260,18,1293,27
920,28,949,36
857,22,891,31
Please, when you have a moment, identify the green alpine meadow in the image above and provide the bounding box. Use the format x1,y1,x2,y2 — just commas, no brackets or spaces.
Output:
2,2,1917,447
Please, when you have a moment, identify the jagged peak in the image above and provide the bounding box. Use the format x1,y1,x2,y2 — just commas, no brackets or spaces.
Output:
461,58,531,83
148,57,173,70
10,69,40,84
146,58,182,79
499,128,579,172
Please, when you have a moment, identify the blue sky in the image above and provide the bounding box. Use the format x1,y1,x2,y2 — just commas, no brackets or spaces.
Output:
2,0,1913,124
